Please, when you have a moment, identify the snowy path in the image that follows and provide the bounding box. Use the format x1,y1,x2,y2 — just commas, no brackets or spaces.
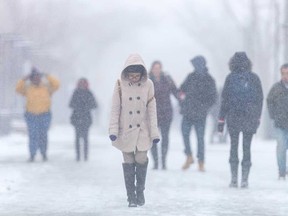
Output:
0,125,287,216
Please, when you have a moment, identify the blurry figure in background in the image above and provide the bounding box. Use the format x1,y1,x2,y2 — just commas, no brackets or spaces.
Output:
218,52,263,188
15,67,60,162
149,61,179,170
109,54,159,207
179,56,217,171
69,78,98,161
267,63,288,180
209,88,228,144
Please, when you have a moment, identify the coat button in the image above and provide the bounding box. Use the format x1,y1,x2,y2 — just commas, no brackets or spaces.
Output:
138,83,141,86
137,111,140,114
137,96,140,100
137,124,140,127
129,111,133,114
129,125,132,128
129,97,132,101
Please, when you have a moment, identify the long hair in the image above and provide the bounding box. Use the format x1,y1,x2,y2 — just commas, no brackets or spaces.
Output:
149,61,162,74
77,78,89,89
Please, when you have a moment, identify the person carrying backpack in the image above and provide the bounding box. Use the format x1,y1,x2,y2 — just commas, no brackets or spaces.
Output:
218,52,263,188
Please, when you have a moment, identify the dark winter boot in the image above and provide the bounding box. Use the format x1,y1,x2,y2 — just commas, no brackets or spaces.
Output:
42,154,48,162
28,155,35,163
229,163,239,188
84,139,88,161
162,156,166,170
84,151,88,161
76,155,80,162
122,163,137,207
136,160,148,206
241,165,251,189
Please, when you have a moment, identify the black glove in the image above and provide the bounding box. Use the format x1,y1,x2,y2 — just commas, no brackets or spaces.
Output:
109,135,117,141
218,120,225,133
153,138,160,144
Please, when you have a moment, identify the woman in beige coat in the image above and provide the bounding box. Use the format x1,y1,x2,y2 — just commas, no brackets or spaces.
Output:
109,54,160,207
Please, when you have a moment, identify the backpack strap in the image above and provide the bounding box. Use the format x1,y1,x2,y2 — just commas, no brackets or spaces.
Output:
117,79,122,105
146,96,155,107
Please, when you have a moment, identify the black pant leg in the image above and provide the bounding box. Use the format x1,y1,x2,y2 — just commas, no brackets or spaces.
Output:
160,120,172,168
75,128,81,160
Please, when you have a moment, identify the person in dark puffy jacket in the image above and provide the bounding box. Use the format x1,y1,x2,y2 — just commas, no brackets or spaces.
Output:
149,61,179,170
267,63,288,180
69,78,98,161
180,56,217,171
218,52,263,188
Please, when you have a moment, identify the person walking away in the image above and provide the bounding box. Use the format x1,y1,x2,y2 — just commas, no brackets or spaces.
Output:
218,52,263,188
16,67,60,162
149,61,179,170
109,54,160,207
180,56,217,171
267,63,288,180
69,78,98,161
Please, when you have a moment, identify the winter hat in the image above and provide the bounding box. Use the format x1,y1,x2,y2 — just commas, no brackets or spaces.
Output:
30,67,41,80
191,55,206,69
229,52,252,72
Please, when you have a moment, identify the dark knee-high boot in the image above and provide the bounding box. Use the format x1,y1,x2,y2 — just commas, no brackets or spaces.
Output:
229,162,239,188
122,163,137,207
136,160,148,206
241,162,251,188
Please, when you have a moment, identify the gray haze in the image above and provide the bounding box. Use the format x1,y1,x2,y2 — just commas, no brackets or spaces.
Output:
0,0,286,135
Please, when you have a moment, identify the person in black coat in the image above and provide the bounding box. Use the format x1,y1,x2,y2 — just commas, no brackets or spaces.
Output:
69,78,98,161
180,56,217,171
267,63,288,180
149,61,179,170
218,52,263,188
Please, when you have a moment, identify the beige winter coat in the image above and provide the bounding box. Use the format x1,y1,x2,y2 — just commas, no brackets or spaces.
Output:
109,54,159,153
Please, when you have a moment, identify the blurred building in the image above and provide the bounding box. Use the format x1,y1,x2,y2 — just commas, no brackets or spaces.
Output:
0,34,32,135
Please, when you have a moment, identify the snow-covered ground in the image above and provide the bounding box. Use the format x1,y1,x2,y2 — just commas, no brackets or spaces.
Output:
0,125,287,216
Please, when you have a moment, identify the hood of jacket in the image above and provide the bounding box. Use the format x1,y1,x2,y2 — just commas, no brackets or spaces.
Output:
229,52,252,73
121,54,148,83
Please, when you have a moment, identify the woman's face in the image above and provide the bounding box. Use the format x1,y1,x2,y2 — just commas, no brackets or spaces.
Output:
78,80,88,89
128,72,141,83
151,63,162,77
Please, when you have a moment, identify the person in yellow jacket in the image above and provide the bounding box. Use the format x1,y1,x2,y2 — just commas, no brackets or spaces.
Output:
16,68,60,162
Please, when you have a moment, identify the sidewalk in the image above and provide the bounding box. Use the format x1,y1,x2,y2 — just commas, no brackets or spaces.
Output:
0,125,287,216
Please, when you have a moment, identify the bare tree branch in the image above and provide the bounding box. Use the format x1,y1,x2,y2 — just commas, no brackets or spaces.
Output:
222,0,245,31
